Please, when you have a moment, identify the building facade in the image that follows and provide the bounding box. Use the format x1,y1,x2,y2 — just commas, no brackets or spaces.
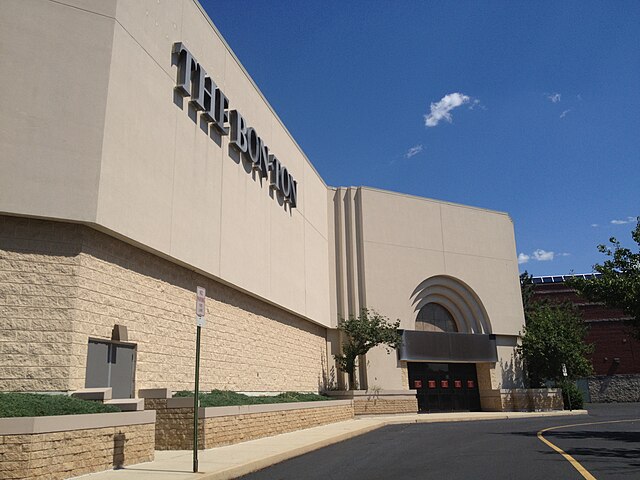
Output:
532,275,640,403
0,0,526,412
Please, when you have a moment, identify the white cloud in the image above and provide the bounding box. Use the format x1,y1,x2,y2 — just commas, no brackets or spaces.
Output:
611,216,637,225
591,224,599,228
519,248,569,263
424,93,471,127
405,144,424,159
469,99,484,110
560,109,571,119
547,93,561,103
532,249,555,261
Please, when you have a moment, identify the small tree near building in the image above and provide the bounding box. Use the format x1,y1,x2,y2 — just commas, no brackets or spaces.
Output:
517,302,593,388
566,219,640,338
334,309,402,390
518,272,593,408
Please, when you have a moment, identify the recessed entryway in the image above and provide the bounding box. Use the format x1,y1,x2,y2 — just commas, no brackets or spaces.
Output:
408,362,480,412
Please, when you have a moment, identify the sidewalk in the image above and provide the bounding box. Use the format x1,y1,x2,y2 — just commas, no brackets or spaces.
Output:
75,410,587,480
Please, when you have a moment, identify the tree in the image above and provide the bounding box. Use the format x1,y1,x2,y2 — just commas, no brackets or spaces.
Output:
517,272,593,388
517,302,593,387
334,309,402,390
566,219,640,338
519,271,536,319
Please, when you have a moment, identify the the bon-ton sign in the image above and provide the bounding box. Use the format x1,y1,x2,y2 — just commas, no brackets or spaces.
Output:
172,42,298,209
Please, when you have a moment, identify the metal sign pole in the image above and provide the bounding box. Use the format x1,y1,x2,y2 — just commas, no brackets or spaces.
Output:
562,363,571,411
193,323,202,473
193,286,206,473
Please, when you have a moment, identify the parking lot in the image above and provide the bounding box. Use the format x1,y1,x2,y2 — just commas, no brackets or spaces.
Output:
240,403,640,480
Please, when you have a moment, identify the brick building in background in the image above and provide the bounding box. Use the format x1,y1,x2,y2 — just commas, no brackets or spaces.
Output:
532,274,640,402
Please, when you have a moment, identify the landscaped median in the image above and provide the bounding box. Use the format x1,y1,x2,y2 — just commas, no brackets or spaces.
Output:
139,388,354,450
0,394,155,480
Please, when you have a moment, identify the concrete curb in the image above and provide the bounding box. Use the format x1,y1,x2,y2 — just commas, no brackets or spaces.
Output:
383,409,589,425
198,421,383,480
195,410,589,480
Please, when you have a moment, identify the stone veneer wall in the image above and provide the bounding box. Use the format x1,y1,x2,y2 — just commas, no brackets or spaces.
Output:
143,396,354,450
588,374,640,403
354,397,417,415
480,388,563,412
0,215,328,393
0,411,155,480
0,217,78,392
326,390,418,415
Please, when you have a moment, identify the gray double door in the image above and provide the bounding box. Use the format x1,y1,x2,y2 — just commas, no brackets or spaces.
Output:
85,339,136,399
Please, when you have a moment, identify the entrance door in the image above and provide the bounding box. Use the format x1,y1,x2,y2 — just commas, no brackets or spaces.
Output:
408,362,480,412
85,340,136,398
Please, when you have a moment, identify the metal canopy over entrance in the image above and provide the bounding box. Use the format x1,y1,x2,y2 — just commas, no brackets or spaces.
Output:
398,330,497,363
408,362,481,412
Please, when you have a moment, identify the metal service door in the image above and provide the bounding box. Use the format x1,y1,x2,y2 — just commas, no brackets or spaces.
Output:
85,340,136,398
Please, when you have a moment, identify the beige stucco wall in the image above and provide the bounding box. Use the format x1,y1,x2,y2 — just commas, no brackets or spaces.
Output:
330,187,525,390
0,216,328,394
0,0,332,328
356,187,523,334
0,0,116,224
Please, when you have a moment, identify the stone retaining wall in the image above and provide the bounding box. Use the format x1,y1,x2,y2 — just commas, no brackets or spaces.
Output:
588,374,640,403
326,390,418,415
480,388,563,412
0,411,155,480
141,390,353,450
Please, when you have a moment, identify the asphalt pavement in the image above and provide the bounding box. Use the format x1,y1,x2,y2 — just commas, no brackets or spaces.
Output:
239,403,640,480
73,409,585,480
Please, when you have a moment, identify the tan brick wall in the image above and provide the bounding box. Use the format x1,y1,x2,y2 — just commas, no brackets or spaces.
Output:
1,216,328,393
204,404,354,448
353,397,418,415
0,423,154,480
481,388,563,412
150,400,354,450
146,398,204,451
0,217,80,392
399,361,409,390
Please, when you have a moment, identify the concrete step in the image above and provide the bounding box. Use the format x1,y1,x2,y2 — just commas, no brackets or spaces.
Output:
104,398,144,411
71,387,112,402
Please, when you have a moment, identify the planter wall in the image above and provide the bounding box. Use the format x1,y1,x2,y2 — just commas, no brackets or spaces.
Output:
0,410,155,480
140,389,353,450
480,388,563,412
326,390,418,415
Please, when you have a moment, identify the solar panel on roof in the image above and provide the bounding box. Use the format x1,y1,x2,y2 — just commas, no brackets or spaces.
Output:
530,273,603,284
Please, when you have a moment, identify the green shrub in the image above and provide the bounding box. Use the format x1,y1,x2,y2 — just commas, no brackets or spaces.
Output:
558,381,584,410
0,393,120,418
174,389,332,408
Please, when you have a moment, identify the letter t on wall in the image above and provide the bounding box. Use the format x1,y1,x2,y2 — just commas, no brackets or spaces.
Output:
173,42,195,97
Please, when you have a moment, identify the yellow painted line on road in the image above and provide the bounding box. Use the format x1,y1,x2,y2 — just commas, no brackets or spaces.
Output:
537,418,640,480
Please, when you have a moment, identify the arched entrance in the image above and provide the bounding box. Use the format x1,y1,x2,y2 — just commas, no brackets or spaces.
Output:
403,276,495,412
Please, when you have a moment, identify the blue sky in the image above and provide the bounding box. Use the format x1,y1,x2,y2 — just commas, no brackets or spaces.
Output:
202,0,639,276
